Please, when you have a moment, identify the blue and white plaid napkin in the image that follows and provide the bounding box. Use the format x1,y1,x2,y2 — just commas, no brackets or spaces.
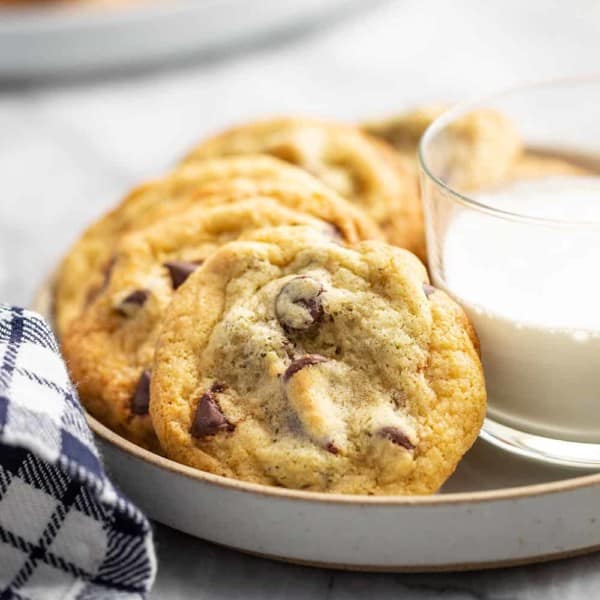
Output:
0,305,156,599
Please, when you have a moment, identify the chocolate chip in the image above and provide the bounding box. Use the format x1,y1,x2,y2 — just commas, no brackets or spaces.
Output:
283,354,328,382
164,260,202,290
115,289,149,317
191,392,234,438
275,276,324,332
423,283,436,298
210,382,227,394
131,370,151,415
379,426,415,450
326,442,339,455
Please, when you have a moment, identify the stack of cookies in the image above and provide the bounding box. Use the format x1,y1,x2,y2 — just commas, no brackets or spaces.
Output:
55,114,493,495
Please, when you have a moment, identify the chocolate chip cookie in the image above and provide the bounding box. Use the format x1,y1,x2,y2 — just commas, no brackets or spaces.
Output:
365,105,522,191
150,232,486,494
363,104,450,158
181,117,424,260
62,199,337,450
54,154,364,336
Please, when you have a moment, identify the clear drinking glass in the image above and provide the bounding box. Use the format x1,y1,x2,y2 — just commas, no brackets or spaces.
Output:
419,78,600,468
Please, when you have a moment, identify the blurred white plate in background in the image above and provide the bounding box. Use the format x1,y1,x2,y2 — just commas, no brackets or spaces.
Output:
0,0,358,78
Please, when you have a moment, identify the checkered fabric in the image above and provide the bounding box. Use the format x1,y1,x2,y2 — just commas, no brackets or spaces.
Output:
0,305,156,599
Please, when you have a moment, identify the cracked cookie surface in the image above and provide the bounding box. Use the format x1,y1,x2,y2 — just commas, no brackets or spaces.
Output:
182,117,424,260
150,232,486,494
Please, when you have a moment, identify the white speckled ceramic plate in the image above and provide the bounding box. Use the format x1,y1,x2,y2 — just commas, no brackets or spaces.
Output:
0,0,357,77
33,283,600,572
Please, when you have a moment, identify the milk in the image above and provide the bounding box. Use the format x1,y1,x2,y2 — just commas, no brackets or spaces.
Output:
440,176,600,442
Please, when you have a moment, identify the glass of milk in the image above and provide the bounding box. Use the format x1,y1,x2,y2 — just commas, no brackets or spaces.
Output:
419,78,600,467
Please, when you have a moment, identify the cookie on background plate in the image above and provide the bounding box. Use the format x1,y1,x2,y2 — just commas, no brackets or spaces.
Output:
53,154,355,337
181,116,425,260
150,230,486,494
62,199,337,451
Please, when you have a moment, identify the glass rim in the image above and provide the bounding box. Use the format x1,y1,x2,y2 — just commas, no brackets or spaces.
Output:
418,75,600,228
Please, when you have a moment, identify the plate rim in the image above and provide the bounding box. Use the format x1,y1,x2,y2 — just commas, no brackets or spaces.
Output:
89,413,600,506
0,0,255,31
34,278,600,507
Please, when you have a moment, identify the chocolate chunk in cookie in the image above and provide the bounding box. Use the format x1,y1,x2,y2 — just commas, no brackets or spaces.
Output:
276,276,324,332
282,354,328,382
115,289,149,317
131,370,151,416
164,261,201,290
326,442,340,455
191,392,234,438
379,426,415,450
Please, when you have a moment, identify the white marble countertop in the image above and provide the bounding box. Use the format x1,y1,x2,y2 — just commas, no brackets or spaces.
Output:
2,0,600,596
